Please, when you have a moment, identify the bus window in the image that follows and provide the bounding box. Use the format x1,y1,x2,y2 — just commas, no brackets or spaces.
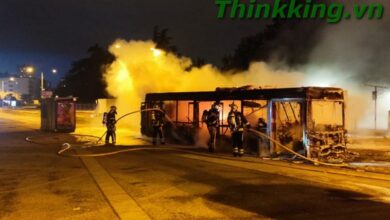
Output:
311,101,343,131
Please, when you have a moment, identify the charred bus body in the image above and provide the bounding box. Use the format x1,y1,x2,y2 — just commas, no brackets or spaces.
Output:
141,87,348,162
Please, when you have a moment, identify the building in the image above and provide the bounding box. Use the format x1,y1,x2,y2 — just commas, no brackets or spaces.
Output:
0,76,40,103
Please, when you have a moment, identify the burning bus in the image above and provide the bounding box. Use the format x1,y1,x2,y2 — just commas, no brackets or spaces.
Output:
141,86,348,163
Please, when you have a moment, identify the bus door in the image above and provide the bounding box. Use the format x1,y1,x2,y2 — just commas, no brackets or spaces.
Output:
270,100,304,155
188,101,199,128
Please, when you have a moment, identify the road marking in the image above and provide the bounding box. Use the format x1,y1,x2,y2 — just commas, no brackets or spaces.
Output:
79,150,151,220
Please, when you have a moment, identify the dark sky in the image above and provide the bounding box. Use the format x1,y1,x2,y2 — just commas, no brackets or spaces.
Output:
0,0,268,84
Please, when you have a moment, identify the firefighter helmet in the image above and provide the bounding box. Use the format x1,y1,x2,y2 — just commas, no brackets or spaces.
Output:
229,103,238,111
211,102,219,110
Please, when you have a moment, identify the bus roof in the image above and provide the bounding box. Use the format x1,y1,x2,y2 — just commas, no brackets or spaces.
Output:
145,87,344,102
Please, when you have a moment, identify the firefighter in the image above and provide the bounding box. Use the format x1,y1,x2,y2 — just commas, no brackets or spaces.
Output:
204,102,220,152
228,103,250,157
104,106,117,145
151,105,165,145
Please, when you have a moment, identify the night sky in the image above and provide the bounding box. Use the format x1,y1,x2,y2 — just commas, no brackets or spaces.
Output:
0,0,268,84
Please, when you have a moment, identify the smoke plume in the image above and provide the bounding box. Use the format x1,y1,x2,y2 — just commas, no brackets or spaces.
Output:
302,0,390,130
104,40,303,130
105,1,389,132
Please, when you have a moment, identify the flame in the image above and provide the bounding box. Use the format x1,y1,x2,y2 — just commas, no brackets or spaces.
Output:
150,47,162,57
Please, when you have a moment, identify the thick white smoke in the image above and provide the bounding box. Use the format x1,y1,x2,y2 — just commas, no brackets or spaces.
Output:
104,0,389,132
104,40,304,130
305,0,390,130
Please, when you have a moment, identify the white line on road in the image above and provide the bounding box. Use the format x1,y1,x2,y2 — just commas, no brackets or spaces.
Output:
79,150,151,220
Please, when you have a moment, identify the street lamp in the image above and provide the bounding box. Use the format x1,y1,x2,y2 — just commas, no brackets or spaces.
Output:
25,66,34,74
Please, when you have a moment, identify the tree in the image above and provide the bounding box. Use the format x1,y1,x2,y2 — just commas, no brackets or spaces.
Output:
192,57,207,68
153,26,178,54
55,44,115,103
221,19,325,71
153,26,208,70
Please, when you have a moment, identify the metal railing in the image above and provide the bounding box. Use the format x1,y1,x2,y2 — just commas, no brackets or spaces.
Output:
76,103,97,111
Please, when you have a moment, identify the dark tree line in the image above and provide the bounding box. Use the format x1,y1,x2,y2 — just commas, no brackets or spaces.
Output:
55,44,115,103
221,19,325,71
153,26,178,54
153,26,206,69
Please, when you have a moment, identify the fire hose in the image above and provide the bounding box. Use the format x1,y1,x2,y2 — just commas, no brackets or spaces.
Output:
247,128,349,167
95,108,186,144
28,108,184,157
58,129,349,167
26,108,349,167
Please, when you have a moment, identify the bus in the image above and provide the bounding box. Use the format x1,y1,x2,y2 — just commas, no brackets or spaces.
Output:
141,86,347,163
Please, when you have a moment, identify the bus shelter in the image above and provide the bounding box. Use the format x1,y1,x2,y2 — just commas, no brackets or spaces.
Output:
41,97,77,132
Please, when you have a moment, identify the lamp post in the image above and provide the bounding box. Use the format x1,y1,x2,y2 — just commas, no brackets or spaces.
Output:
366,84,389,130
41,68,58,92
41,72,45,91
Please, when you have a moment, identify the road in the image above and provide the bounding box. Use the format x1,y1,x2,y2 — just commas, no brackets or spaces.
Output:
0,110,117,219
1,108,390,219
